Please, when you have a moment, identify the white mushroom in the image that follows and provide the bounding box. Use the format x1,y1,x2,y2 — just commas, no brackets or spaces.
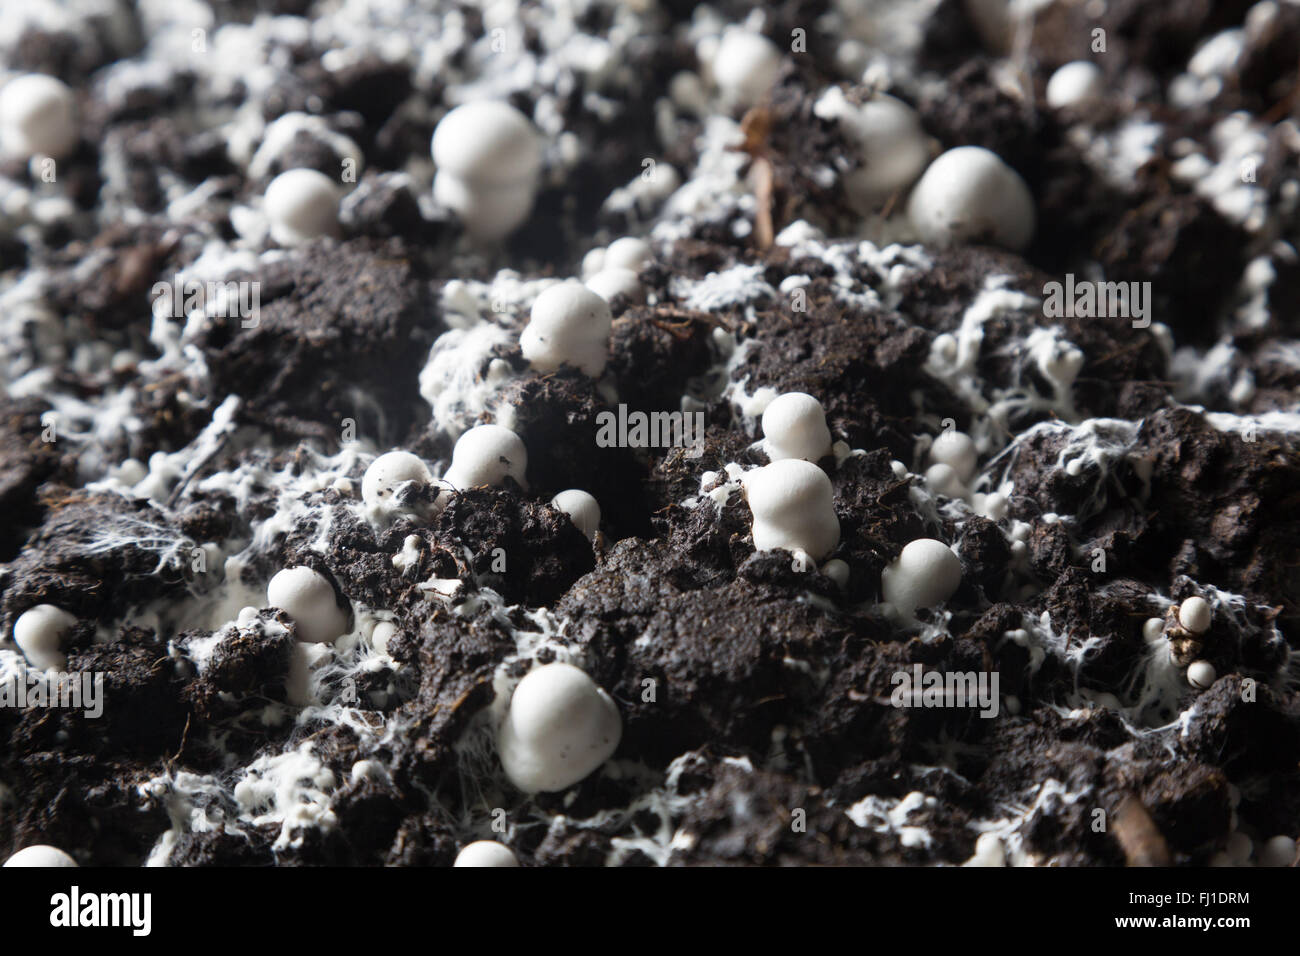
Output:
497,662,622,793
267,566,351,644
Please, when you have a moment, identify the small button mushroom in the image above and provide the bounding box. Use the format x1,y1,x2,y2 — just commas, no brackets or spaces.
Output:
821,558,850,590
1143,617,1166,644
1045,61,1105,110
267,566,351,644
601,237,652,271
1178,596,1212,635
520,281,613,377
906,146,1035,251
1258,835,1297,868
711,28,782,109
742,459,841,562
929,429,978,483
370,621,397,656
1187,659,1216,690
4,845,77,867
551,489,601,541
823,90,931,209
431,101,542,241
454,840,520,867
431,100,543,185
442,423,528,491
497,662,622,793
585,267,642,305
761,392,833,463
881,538,963,616
925,462,967,498
0,74,78,160
13,605,77,671
264,168,341,246
433,173,538,243
361,450,451,515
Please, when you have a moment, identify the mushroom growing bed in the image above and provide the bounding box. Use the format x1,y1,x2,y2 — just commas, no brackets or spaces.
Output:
0,0,1298,869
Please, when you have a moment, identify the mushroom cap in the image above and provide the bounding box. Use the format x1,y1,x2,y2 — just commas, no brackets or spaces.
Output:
551,489,601,541
1045,61,1105,110
454,840,520,867
585,267,642,305
4,844,77,867
0,73,78,159
433,170,536,242
602,236,652,271
267,566,350,644
431,101,542,185
906,146,1035,251
929,430,978,483
13,604,76,670
881,538,963,614
264,168,340,245
743,459,841,560
761,392,832,462
520,281,613,377
443,423,529,490
1187,659,1217,690
497,662,621,793
837,93,930,206
712,28,782,109
1179,596,1212,634
361,451,432,510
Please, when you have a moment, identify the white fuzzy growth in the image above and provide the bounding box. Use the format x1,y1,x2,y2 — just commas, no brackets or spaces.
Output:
443,423,528,491
231,743,338,851
454,840,520,866
814,88,930,208
264,168,340,246
743,459,841,561
881,539,962,615
845,791,937,849
419,320,518,440
13,605,77,671
761,392,833,462
551,489,601,541
431,101,542,241
0,73,78,160
520,281,613,377
711,28,782,109
1045,61,1105,110
907,146,1035,251
496,662,622,793
266,567,350,644
4,844,77,867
